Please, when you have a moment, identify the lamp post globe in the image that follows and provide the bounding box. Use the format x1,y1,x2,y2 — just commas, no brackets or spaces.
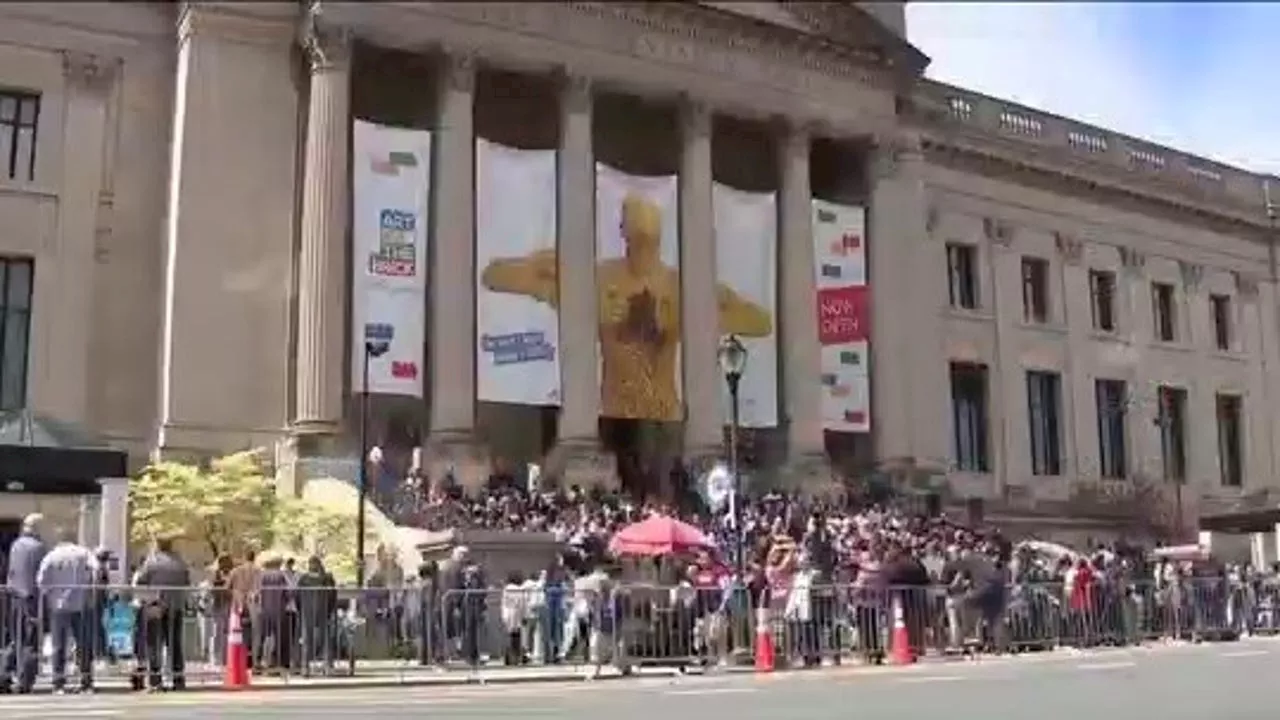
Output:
717,334,748,381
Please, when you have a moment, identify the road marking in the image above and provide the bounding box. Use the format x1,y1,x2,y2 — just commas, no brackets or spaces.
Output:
11,711,122,719
1074,661,1135,671
895,675,963,684
664,688,757,697
1220,650,1268,658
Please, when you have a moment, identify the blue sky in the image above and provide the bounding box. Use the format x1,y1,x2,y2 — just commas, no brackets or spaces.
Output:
906,2,1279,176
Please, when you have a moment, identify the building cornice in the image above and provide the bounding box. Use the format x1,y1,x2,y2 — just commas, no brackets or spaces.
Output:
908,80,1273,235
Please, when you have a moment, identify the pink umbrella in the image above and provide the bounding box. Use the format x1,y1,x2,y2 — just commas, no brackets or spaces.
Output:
609,514,715,557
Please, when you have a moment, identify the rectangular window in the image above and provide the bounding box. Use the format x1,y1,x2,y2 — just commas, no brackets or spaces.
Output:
0,91,40,182
1157,385,1188,482
950,362,990,472
1026,371,1062,475
0,258,33,409
1216,394,1243,487
946,243,979,310
1152,282,1177,342
1089,270,1116,332
1021,257,1050,323
1095,379,1128,479
1210,294,1232,351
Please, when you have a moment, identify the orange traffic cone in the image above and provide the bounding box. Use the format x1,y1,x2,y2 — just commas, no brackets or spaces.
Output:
890,596,916,665
753,606,775,673
224,612,251,689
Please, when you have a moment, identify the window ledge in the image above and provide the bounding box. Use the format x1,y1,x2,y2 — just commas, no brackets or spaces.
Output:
1210,349,1248,363
1017,321,1068,336
1150,340,1194,354
943,307,994,323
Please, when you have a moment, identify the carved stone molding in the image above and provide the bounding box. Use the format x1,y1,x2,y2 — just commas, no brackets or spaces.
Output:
62,52,117,94
925,205,939,235
1119,247,1146,274
300,11,352,74
442,50,478,93
1054,231,1084,265
680,96,712,140
558,71,593,115
982,217,1014,248
1234,271,1260,299
1178,260,1203,291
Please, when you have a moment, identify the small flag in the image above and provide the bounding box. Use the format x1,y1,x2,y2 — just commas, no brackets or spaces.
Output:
821,264,842,279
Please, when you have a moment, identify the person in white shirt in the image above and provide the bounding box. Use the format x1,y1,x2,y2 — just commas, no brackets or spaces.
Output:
37,527,99,693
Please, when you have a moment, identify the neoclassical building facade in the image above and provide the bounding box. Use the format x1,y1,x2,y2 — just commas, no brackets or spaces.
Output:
0,2,1275,537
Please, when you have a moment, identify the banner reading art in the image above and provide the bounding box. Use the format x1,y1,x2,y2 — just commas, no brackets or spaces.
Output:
350,120,431,397
595,163,682,421
713,183,778,428
474,139,561,406
812,199,870,432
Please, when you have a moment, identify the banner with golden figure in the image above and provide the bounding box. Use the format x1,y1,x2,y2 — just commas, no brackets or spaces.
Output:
812,199,870,433
474,139,561,406
713,183,778,428
594,163,682,421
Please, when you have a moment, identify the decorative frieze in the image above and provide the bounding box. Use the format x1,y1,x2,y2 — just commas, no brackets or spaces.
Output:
62,52,117,94
1053,231,1083,265
1234,271,1260,300
1119,247,1146,274
1178,260,1203,290
925,205,939,235
300,10,351,73
982,217,1014,248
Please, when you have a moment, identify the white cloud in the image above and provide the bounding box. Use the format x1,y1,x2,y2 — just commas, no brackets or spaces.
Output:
906,2,1279,175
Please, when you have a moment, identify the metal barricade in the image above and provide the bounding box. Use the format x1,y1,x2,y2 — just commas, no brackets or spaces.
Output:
0,574,1263,691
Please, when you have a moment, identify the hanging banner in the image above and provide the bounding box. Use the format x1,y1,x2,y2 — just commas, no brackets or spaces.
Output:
812,199,870,432
713,183,778,428
594,163,682,421
350,120,431,397
475,139,561,406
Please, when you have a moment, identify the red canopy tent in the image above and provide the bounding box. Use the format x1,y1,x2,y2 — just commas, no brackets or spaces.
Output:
609,514,715,557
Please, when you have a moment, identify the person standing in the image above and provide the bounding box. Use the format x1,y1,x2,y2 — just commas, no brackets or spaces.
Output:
37,527,99,694
132,538,191,691
296,556,336,675
0,513,48,694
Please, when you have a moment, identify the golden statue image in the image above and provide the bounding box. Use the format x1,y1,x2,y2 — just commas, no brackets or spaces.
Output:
480,192,772,421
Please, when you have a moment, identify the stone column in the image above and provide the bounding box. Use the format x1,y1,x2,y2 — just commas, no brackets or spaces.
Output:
679,98,721,470
98,477,130,585
293,25,351,441
777,121,825,483
427,52,484,488
552,72,615,489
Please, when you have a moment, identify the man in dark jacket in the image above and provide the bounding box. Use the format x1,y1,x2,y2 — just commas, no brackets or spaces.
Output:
257,556,293,672
1,514,47,694
132,538,191,691
296,556,336,675
883,546,931,652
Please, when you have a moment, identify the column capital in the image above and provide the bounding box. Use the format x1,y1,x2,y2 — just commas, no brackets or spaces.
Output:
680,95,712,140
62,52,117,94
775,116,819,156
556,68,593,114
301,17,351,74
869,131,923,180
441,49,477,93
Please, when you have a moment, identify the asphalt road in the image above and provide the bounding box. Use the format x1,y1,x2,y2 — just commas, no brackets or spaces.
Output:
5,637,1279,719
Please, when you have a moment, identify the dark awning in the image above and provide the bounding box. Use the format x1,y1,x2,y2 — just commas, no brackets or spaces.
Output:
1199,508,1280,534
0,410,128,495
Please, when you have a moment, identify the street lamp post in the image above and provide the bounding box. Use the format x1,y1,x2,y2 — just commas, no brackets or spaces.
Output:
356,337,389,594
717,334,747,577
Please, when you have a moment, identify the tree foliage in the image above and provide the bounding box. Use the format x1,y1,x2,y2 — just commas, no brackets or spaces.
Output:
130,451,371,582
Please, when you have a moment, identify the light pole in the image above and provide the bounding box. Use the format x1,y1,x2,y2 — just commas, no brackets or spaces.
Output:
356,336,388,594
717,334,747,577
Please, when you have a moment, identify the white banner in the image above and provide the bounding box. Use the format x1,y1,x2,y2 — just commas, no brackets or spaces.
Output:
713,183,778,428
350,121,431,397
594,163,682,421
812,199,870,432
475,139,561,406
